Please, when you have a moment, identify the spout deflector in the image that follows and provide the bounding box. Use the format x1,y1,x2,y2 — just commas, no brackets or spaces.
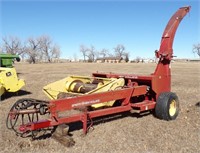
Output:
156,6,191,60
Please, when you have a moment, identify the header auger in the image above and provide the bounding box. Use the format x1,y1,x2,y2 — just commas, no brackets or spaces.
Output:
6,6,190,146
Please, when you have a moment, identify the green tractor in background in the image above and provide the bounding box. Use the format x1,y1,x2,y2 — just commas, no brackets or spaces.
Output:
0,53,25,97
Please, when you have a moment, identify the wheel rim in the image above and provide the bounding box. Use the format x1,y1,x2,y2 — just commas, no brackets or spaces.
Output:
169,99,176,116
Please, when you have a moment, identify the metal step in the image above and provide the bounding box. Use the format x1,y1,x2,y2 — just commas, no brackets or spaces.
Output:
131,100,156,112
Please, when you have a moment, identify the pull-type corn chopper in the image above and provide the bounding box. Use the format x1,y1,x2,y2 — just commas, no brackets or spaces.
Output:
0,54,25,96
6,6,190,146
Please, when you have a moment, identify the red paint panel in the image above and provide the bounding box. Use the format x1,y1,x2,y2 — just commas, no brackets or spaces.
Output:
31,120,51,130
50,114,82,126
50,88,133,112
89,105,132,118
50,86,148,113
92,72,153,81
132,85,147,96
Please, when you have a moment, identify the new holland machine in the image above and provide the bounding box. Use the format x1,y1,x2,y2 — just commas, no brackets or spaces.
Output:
0,54,25,96
6,6,190,146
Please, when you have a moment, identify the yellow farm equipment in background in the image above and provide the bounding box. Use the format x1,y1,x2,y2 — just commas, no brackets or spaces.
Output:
43,75,125,109
0,54,25,96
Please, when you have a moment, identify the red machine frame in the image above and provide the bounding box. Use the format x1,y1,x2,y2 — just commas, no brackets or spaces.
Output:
9,6,190,136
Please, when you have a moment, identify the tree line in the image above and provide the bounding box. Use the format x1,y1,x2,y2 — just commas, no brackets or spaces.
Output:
0,35,199,64
0,35,130,63
0,35,61,63
80,44,130,62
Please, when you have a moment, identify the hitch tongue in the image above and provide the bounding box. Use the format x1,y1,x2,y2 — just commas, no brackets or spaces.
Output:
52,124,75,147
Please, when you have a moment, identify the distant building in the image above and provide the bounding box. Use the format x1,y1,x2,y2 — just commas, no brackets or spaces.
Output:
188,59,200,62
96,57,124,63
173,58,200,62
142,58,155,63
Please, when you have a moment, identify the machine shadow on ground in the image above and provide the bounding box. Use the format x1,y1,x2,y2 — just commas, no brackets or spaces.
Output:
29,111,153,143
0,90,32,101
67,110,152,134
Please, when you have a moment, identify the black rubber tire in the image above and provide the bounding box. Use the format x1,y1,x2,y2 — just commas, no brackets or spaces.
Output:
155,92,179,120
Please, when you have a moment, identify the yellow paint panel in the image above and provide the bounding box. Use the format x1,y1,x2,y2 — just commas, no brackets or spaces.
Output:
43,75,125,108
0,67,25,94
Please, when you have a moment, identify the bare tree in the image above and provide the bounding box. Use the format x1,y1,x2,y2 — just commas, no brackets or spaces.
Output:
87,45,96,62
40,35,52,62
114,44,125,58
2,36,24,55
39,35,60,62
114,44,130,62
108,53,114,57
193,43,200,58
124,52,130,62
25,37,42,64
1,35,61,63
51,44,61,60
135,56,141,63
80,45,88,62
100,48,109,58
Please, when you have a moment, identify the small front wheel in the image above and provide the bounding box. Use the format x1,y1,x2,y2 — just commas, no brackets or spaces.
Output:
155,92,179,120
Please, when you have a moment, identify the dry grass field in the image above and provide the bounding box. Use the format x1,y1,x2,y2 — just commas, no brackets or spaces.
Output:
0,62,199,153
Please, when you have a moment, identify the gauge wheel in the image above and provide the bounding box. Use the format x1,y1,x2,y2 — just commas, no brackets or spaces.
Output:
155,92,179,120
